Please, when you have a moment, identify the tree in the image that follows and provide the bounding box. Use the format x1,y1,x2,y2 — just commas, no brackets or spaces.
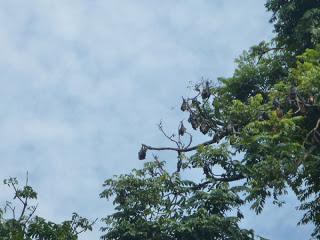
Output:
100,160,256,240
101,1,320,239
0,175,96,240
266,0,320,54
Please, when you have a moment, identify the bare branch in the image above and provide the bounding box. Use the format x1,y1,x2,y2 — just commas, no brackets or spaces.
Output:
191,174,244,190
25,171,29,187
158,121,180,148
23,204,38,232
257,47,285,63
11,182,25,206
143,130,226,153
5,202,16,219
184,132,193,149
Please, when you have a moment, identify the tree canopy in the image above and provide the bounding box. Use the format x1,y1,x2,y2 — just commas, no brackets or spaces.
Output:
101,1,320,239
0,176,95,239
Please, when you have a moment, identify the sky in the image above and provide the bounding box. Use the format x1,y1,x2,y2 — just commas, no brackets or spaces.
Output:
0,0,314,239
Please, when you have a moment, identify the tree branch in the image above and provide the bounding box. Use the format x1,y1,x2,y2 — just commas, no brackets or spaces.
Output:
191,174,245,190
143,130,226,153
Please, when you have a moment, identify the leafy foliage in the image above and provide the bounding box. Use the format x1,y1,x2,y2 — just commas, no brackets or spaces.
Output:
266,0,320,54
101,1,320,239
100,161,255,240
0,176,95,240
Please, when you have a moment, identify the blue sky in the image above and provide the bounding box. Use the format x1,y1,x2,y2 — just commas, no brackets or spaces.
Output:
0,0,313,239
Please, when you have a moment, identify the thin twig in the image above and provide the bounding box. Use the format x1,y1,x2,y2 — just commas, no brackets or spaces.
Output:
158,121,180,148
